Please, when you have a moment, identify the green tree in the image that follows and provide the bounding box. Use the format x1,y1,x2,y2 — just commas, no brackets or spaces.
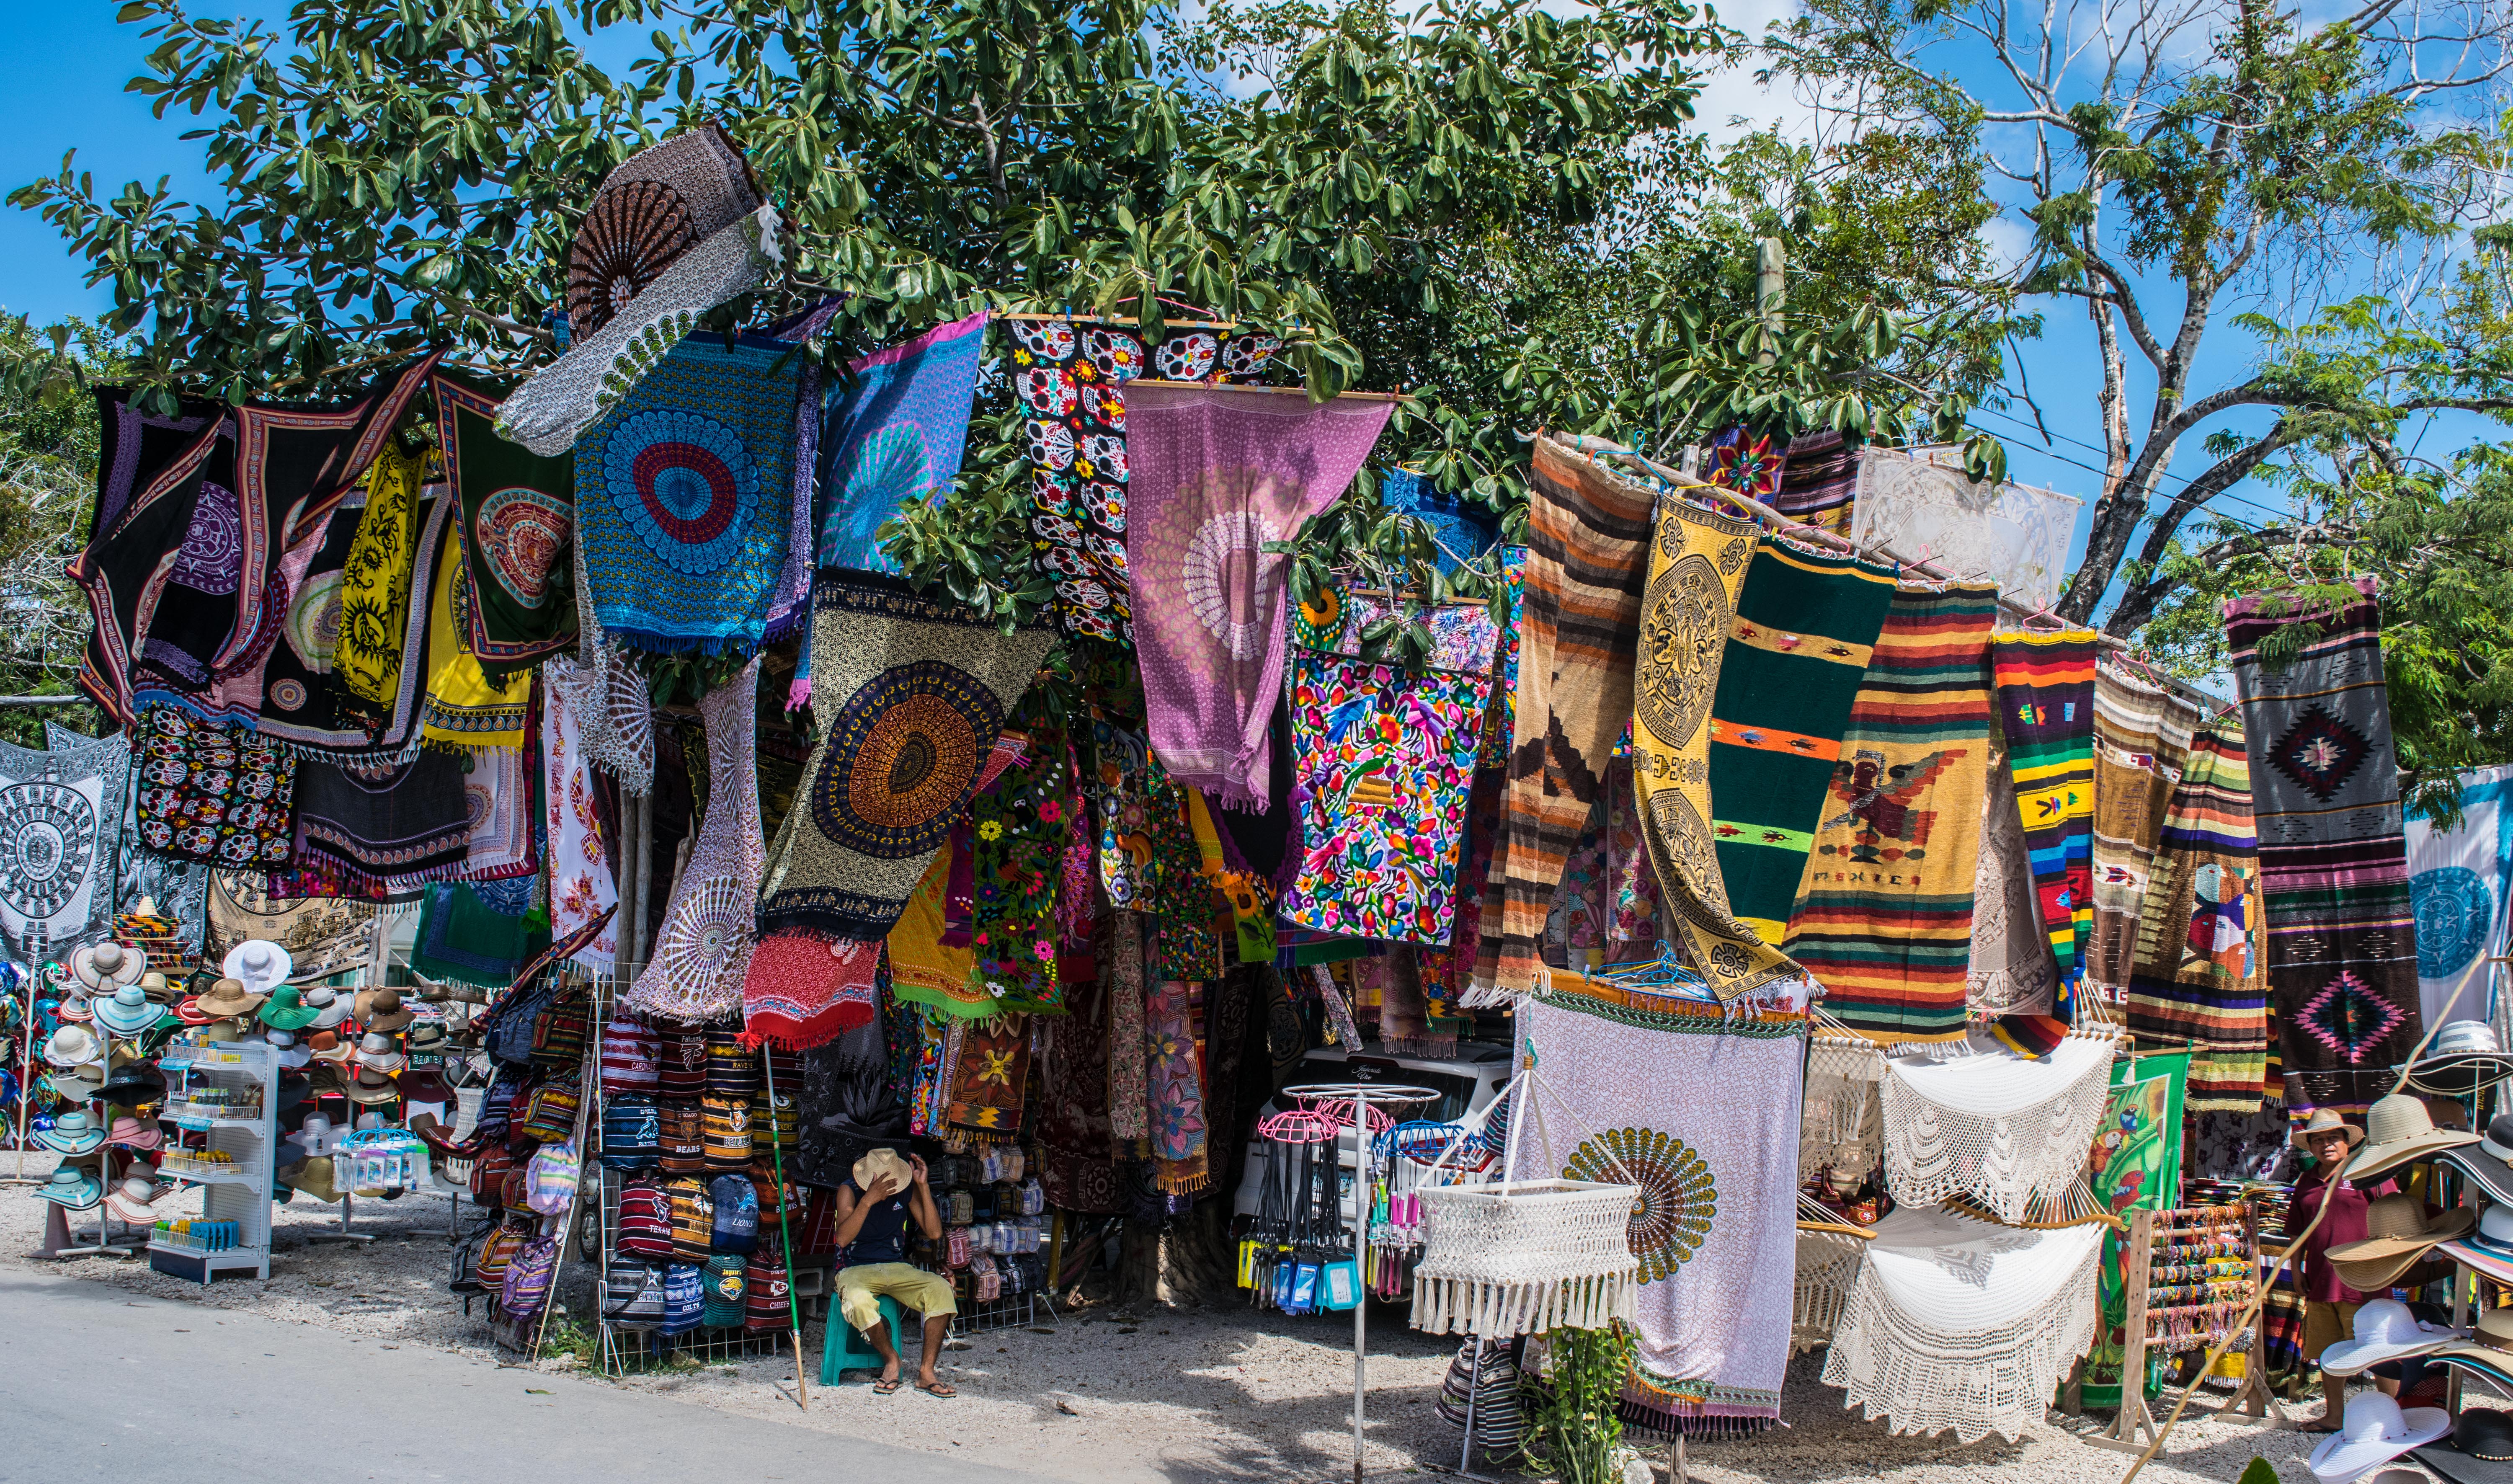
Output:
0,318,121,746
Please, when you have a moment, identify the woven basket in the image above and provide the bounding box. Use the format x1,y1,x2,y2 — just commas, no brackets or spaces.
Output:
1409,1178,1640,1337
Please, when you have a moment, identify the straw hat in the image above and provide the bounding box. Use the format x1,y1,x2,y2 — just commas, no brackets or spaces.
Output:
351,1031,405,1074
222,939,293,994
194,978,265,1020
102,1115,161,1152
42,1024,103,1069
2312,1393,2450,1484
137,970,176,1004
69,940,146,992
55,991,91,1024
2320,1298,2467,1376
36,1111,106,1155
2328,1192,2477,1291
34,1167,101,1210
402,1020,448,1057
2291,1107,2366,1151
303,986,346,1030
852,1147,912,1195
355,987,415,1034
2403,1020,2513,1098
101,1174,169,1225
345,1066,402,1105
2345,1093,2478,1180
91,985,158,1039
396,1065,454,1105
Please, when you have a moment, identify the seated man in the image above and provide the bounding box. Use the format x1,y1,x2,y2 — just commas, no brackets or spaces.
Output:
832,1148,957,1396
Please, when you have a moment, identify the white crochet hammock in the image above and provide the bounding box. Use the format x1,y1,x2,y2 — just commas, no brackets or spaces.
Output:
1877,1023,2119,1224
1408,1066,1642,1339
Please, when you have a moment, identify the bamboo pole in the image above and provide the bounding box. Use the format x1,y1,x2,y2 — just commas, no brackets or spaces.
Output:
761,1051,810,1410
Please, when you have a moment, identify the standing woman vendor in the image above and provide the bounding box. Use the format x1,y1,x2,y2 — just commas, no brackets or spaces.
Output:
2291,1110,2392,1432
832,1148,959,1396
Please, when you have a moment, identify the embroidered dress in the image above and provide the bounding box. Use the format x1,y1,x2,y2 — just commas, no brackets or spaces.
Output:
818,311,988,575
1991,632,2100,980
1472,441,1654,1000
420,513,533,751
1516,979,1806,1431
1125,384,1393,809
756,573,1053,940
2086,660,2201,1003
1279,602,1496,945
575,330,800,656
2229,579,2421,1113
2126,728,2269,1111
540,656,619,968
1629,494,1804,1004
625,659,764,1024
1703,538,1897,944
132,707,297,869
435,370,579,679
1785,584,2000,1048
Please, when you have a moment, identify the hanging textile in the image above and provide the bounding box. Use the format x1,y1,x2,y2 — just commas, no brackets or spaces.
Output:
624,659,765,1024
1703,537,1898,943
333,441,428,711
540,656,619,968
248,479,374,756
459,739,534,882
968,699,1073,1015
72,392,227,725
434,369,579,680
1849,446,2081,615
418,512,533,751
132,706,297,869
944,1013,1030,1137
0,730,118,957
2080,1049,2189,1408
2228,579,2422,1113
1876,1031,2116,1221
1480,547,1527,769
289,748,474,896
1514,981,1806,1431
1038,963,1122,1213
1784,583,1999,1048
1821,1206,2105,1443
1771,429,1859,537
817,310,989,575
885,844,983,1017
68,723,204,962
1798,1032,1886,1186
740,932,882,1051
757,572,1053,940
1125,384,1393,809
574,329,801,656
1966,728,2059,1019
1989,631,2100,981
1700,426,1784,498
498,126,777,456
2405,763,2513,1028
1277,618,1496,946
1012,319,1149,643
797,1008,911,1186
1471,440,1656,1000
1380,469,1497,576
1146,979,1210,1191
410,880,540,987
1544,759,1661,963
2085,661,2201,1004
1105,913,1151,1142
205,870,376,978
2126,728,2270,1109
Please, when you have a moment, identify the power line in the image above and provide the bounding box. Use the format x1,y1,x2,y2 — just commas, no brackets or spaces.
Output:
1966,404,2299,529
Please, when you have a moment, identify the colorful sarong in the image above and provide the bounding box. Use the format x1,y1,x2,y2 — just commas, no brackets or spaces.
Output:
540,655,619,968
1786,584,1998,1047
2085,660,2201,1004
419,514,533,751
757,573,1053,940
1991,632,2099,978
2126,727,2268,1111
885,843,982,1017
289,747,473,895
740,932,882,1050
1703,538,1897,943
1773,430,1858,535
247,479,375,756
333,442,428,712
1125,384,1392,809
624,659,764,1024
1631,498,1805,1004
968,697,1073,1015
1545,758,1661,962
1480,547,1527,768
435,370,579,680
818,311,988,574
1516,980,1805,1431
132,706,298,868
575,329,800,656
2229,579,2422,1112
72,389,226,725
2403,764,2513,1028
1146,979,1210,1190
1473,439,1654,999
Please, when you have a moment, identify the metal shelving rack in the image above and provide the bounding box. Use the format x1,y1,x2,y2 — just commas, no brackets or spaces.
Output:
150,1039,277,1282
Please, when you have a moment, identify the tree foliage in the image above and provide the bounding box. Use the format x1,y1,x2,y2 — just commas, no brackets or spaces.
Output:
0,318,120,746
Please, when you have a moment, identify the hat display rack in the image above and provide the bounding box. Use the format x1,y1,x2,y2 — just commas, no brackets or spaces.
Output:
147,1038,279,1281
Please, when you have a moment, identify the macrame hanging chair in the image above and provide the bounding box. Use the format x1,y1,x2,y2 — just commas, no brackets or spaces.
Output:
1408,1068,1642,1339
1877,1022,2120,1224
1792,1192,1873,1355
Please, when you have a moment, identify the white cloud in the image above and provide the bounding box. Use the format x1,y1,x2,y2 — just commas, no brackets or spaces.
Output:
1683,0,1821,145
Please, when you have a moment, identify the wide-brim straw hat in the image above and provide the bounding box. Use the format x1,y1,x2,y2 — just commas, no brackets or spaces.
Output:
2402,1020,2513,1098
346,1067,402,1105
354,987,416,1034
2292,1107,2367,1151
194,978,266,1020
2329,1192,2478,1291
2344,1093,2479,1181
852,1147,911,1193
34,1168,102,1209
70,940,145,992
91,986,158,1038
2320,1298,2468,1376
222,939,293,994
2312,1394,2452,1484
42,1025,102,1069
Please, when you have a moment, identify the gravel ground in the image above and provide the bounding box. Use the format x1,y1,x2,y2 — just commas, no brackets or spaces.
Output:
0,1154,2367,1483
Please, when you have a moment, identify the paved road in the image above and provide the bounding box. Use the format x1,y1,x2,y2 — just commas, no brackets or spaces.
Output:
0,1267,1053,1483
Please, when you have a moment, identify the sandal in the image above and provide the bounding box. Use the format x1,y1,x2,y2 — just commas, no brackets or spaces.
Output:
872,1377,903,1394
918,1380,958,1398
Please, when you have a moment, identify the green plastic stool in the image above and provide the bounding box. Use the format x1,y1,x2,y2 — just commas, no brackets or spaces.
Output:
820,1292,905,1385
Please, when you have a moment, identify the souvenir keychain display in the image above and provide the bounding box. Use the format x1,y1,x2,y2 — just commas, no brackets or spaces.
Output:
1240,1107,1355,1314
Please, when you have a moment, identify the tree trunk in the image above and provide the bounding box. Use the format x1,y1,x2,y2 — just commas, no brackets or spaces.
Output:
1117,1200,1238,1309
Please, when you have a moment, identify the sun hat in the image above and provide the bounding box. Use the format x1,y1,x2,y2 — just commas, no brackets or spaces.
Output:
2329,1193,2477,1291
2448,1409,2513,1464
402,1020,448,1057
268,1032,311,1069
2292,1107,2368,1151
346,1066,402,1105
43,1068,103,1105
852,1147,912,1195
396,1065,454,1105
89,983,158,1039
69,940,146,992
2320,1298,2468,1376
54,989,92,1024
2404,1020,2513,1097
94,1065,165,1108
310,1033,355,1066
33,1167,102,1209
258,985,321,1032
284,1154,344,1203
352,1031,405,1073
37,1110,106,1155
354,987,416,1034
42,1024,103,1069
2312,1391,2451,1483
102,1115,161,1152
137,970,176,1004
2430,1308,2513,1386
221,939,293,994
299,1112,338,1153
101,1174,168,1225
300,984,348,1030
194,977,266,1020
2345,1093,2479,1180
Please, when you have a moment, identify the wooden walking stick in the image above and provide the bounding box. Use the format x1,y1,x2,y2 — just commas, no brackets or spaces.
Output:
761,1050,810,1410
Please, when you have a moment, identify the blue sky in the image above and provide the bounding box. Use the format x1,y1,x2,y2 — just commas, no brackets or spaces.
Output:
0,2,2430,587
